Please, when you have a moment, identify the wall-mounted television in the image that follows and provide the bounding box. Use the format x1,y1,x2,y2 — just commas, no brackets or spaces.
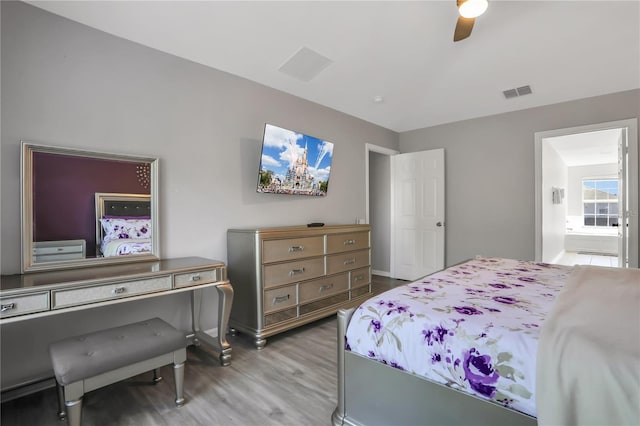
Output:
257,123,334,196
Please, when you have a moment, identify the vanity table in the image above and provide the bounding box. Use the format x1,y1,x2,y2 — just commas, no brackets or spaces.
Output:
0,257,233,367
4,143,233,397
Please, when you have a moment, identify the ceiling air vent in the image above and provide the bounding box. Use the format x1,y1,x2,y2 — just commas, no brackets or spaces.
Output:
503,85,533,99
503,88,518,99
278,47,333,82
516,85,532,96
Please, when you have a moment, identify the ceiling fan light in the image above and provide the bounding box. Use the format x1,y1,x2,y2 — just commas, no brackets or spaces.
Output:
459,0,488,19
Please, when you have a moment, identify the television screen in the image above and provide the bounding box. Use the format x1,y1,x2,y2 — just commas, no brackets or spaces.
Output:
257,124,334,196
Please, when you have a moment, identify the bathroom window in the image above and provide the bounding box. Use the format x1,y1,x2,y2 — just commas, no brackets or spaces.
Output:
583,179,619,227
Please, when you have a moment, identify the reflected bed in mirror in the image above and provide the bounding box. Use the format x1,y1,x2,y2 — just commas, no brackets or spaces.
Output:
96,193,152,257
22,142,159,273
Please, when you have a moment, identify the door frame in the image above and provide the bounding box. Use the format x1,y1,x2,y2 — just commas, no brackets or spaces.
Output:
534,118,638,267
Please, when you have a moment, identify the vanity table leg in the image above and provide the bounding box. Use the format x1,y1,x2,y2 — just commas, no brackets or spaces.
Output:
215,282,233,366
190,289,203,347
190,283,233,366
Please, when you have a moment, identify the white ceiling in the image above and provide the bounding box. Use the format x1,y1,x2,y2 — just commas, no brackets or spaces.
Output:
548,128,621,167
28,1,640,133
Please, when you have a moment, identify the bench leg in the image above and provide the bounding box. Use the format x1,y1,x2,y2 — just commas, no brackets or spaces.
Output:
173,362,185,407
152,368,163,384
65,397,83,426
56,383,66,420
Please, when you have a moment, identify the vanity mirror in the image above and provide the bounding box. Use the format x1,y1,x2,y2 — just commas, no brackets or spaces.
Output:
21,142,159,273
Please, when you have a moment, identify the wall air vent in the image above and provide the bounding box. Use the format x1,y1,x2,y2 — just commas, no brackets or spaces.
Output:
503,85,533,99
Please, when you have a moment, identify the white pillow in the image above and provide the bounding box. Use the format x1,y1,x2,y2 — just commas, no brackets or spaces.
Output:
100,218,151,242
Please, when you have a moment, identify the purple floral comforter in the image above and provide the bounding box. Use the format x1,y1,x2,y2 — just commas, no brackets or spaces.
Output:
101,238,152,257
345,257,573,417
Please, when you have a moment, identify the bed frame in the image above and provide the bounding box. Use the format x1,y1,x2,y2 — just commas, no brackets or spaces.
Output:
332,308,537,426
94,192,151,256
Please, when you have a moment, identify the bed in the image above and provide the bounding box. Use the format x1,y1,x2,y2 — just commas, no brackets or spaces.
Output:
332,257,640,426
94,192,152,257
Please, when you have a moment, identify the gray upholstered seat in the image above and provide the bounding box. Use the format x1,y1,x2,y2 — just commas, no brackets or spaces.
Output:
49,318,187,426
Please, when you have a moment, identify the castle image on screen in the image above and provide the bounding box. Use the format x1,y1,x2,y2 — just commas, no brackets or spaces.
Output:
257,124,333,196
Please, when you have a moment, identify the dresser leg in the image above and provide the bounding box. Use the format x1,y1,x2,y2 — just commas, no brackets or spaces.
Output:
255,337,267,350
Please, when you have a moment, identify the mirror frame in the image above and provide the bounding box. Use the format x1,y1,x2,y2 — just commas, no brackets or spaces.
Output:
21,141,160,273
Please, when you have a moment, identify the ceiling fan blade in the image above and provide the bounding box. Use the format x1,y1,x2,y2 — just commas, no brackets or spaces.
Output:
453,16,475,42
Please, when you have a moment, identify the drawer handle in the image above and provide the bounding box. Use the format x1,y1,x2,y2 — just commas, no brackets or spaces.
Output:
319,283,334,292
273,294,290,304
1,303,16,312
354,274,364,282
344,239,356,245
288,246,304,252
112,287,127,295
343,258,356,265
289,268,305,276
190,274,201,282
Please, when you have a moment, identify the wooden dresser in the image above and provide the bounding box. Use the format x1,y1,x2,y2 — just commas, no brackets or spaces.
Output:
227,224,371,348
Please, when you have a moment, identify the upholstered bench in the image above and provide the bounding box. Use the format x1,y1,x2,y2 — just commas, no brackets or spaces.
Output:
49,318,187,426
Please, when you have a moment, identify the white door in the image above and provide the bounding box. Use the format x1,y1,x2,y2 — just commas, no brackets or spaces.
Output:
391,149,445,280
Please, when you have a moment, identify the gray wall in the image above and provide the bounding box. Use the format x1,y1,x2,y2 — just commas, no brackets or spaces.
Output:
400,89,640,267
0,1,398,388
541,143,567,263
369,151,391,273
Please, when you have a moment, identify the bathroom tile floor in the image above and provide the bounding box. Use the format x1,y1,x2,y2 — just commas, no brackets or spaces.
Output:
556,252,619,267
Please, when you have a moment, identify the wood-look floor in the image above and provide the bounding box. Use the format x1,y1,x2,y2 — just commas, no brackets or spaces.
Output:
0,275,405,426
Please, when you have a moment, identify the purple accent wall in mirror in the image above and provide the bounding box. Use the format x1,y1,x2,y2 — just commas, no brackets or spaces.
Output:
33,152,150,257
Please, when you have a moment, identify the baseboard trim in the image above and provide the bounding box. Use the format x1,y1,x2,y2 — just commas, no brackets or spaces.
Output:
1,377,56,403
372,269,390,277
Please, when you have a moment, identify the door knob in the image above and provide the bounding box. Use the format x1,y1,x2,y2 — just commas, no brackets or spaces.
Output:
436,222,443,227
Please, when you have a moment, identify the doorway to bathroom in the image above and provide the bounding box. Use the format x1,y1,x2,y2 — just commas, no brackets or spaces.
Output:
535,119,638,268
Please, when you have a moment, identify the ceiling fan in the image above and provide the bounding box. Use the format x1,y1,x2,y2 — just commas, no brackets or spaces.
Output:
454,0,489,42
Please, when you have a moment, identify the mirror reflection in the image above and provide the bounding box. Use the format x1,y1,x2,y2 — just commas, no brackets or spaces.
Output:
22,143,159,272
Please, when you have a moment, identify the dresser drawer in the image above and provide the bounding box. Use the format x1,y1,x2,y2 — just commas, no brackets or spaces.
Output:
264,285,297,314
265,307,297,326
326,249,370,275
262,236,324,264
33,240,85,263
263,258,325,289
52,276,172,309
299,292,349,316
327,232,369,254
174,269,217,288
34,253,84,263
350,266,371,289
351,285,371,299
299,273,349,304
0,292,50,318
33,244,83,255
